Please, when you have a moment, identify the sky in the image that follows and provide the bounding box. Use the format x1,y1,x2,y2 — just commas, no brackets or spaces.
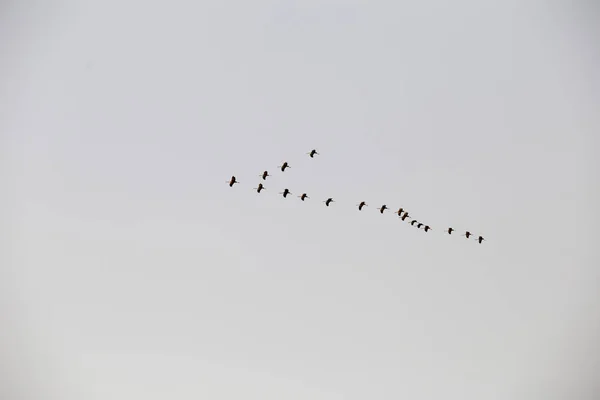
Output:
1,1,599,399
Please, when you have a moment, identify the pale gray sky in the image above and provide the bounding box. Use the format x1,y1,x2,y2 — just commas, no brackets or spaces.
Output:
2,1,599,399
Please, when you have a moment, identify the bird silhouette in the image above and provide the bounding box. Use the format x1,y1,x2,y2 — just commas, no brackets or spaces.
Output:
410,220,418,226
253,183,265,193
324,198,335,207
463,231,472,239
477,235,485,243
357,201,367,210
447,227,454,235
423,225,431,232
298,193,309,201
395,207,404,216
278,162,290,172
279,188,291,198
416,222,423,229
259,171,270,180
401,213,410,221
379,205,388,214
307,149,319,158
227,176,238,187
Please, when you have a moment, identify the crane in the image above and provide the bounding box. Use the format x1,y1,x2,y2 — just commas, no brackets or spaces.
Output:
401,212,410,221
410,220,418,226
298,193,309,201
423,225,431,232
307,149,319,158
416,222,423,229
477,236,485,244
395,207,404,216
379,205,388,214
253,183,265,193
278,162,290,172
357,201,367,210
323,198,335,207
259,170,270,180
279,188,292,198
227,176,238,187
463,231,472,239
447,227,454,235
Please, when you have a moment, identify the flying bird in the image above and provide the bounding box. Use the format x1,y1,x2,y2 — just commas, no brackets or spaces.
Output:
357,201,367,210
253,183,265,193
260,171,270,180
463,231,472,239
423,225,431,232
417,222,423,229
395,207,404,216
279,188,291,198
279,162,290,172
227,176,238,187
307,149,319,158
298,193,309,201
323,198,335,207
379,205,388,214
447,227,454,235
410,220,418,226
401,213,410,221
477,236,485,244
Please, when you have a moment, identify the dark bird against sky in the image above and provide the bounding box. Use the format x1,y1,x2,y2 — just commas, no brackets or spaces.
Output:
227,176,238,187
279,162,290,172
253,183,265,193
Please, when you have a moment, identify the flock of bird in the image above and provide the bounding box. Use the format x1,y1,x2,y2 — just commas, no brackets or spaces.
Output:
228,149,486,244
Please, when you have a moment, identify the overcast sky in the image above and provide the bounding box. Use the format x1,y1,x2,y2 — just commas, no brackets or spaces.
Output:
2,1,599,399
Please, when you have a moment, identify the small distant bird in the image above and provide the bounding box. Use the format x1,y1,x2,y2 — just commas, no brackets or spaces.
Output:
253,183,265,193
417,223,423,229
379,205,388,214
463,231,472,239
477,235,485,244
424,225,431,232
395,207,404,216
447,227,454,235
401,213,410,221
410,220,418,226
298,193,309,201
260,171,270,180
279,188,291,198
324,198,335,207
279,162,290,172
357,201,367,210
227,176,238,187
307,149,319,158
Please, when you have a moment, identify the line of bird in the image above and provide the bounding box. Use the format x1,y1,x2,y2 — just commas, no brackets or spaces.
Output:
227,149,485,244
